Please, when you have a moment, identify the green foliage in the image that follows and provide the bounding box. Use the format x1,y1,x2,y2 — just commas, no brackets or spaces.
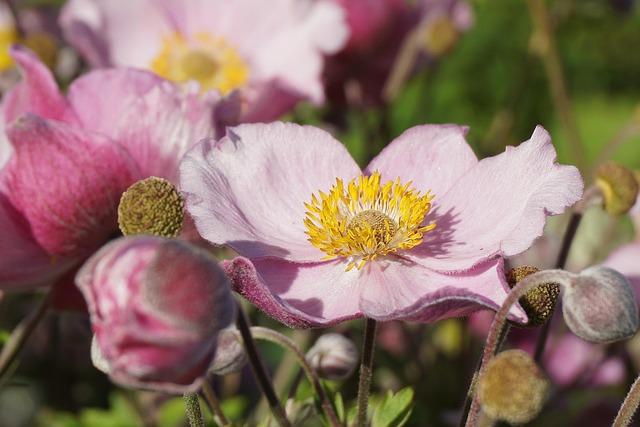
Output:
371,387,414,427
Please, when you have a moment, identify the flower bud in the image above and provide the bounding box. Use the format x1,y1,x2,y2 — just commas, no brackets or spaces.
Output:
76,236,235,393
209,327,247,376
507,266,560,327
118,177,184,238
562,266,639,343
477,349,550,424
595,162,639,216
305,334,358,381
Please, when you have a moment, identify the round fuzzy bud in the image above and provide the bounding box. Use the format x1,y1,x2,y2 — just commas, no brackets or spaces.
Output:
77,236,235,393
562,266,639,343
595,162,639,216
209,327,247,376
306,334,358,381
507,266,560,327
477,349,550,424
421,16,459,56
118,177,184,238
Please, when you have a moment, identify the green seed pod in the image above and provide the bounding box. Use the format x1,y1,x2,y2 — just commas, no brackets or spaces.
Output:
477,349,550,424
118,177,184,238
507,266,560,327
595,162,639,216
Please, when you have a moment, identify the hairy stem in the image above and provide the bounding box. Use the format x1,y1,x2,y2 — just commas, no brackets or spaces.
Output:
248,326,341,427
464,270,574,427
183,393,205,427
235,304,291,427
356,318,378,427
614,374,640,426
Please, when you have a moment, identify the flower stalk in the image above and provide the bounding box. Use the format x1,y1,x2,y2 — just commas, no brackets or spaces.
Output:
235,303,291,427
464,270,574,427
183,393,205,427
356,318,378,427
201,380,231,427
613,375,640,427
248,326,341,427
0,291,50,380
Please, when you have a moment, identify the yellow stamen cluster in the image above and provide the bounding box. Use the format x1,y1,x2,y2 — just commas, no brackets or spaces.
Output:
151,32,249,94
304,171,435,271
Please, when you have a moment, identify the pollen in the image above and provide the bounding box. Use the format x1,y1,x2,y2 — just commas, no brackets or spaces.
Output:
151,32,249,94
304,171,435,271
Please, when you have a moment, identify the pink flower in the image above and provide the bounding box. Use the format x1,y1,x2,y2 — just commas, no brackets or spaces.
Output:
60,0,348,122
0,46,232,291
76,236,235,393
179,122,583,327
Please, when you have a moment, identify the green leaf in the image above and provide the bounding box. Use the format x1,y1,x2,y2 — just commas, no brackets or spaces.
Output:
334,392,345,424
371,387,414,427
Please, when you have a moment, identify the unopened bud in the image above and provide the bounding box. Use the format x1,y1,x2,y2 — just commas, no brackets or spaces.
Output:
477,349,550,424
421,16,459,56
118,177,184,238
595,162,639,215
562,266,639,343
209,327,247,376
507,266,560,327
306,334,358,381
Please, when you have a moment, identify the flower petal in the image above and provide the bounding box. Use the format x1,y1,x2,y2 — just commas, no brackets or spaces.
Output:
67,68,221,181
2,46,76,125
407,126,583,271
4,115,140,257
0,190,74,289
223,257,362,328
365,124,477,197
60,0,172,68
359,257,526,323
180,122,361,261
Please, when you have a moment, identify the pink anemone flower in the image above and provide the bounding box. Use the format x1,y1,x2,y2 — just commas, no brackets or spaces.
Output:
179,122,583,327
0,46,233,295
60,0,348,122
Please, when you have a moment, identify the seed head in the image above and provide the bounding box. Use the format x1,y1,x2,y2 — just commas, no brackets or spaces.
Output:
507,266,560,327
595,162,639,216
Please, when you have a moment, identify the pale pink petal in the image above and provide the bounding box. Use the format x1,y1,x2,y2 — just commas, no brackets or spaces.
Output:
180,122,361,261
68,69,219,180
365,124,477,198
223,257,362,328
603,243,640,300
4,115,140,257
407,126,583,271
2,46,76,125
0,191,74,289
358,257,526,323
60,0,173,68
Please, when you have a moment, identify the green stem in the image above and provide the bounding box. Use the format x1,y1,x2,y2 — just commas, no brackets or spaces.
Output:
235,304,291,427
248,327,341,427
356,318,378,427
0,292,50,380
201,380,231,426
183,393,205,427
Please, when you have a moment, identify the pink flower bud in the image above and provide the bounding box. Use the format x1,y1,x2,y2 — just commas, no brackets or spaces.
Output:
306,333,358,381
76,236,235,393
562,266,639,343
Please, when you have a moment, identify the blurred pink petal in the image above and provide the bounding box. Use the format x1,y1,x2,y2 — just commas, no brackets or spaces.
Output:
77,236,235,393
61,0,348,120
603,243,640,299
4,115,139,256
0,49,230,291
182,122,580,325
